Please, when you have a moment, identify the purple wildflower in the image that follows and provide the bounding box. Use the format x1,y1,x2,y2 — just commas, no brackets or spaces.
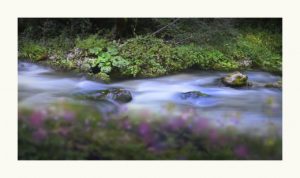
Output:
234,145,249,158
209,129,219,143
139,121,151,136
168,118,185,130
32,128,47,142
138,121,154,145
192,118,210,134
29,111,44,128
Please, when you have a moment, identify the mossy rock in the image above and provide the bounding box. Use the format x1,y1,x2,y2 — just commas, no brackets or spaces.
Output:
179,91,209,99
80,88,132,103
94,72,111,83
221,71,248,87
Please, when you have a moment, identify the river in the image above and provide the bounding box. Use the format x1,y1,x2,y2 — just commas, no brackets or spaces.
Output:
18,61,282,136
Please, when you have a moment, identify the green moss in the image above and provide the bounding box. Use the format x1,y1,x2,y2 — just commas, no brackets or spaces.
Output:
233,76,247,85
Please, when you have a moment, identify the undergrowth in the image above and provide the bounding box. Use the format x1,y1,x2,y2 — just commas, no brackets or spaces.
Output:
18,28,282,82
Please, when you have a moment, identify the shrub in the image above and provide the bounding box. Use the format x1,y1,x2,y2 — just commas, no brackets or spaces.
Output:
86,42,131,80
75,35,108,50
19,28,282,79
119,36,168,77
19,42,47,61
119,36,196,77
225,31,282,73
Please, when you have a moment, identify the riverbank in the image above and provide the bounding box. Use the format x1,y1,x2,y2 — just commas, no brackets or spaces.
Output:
18,20,282,83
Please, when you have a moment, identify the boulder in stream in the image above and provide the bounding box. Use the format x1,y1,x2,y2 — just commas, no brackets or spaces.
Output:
81,88,132,103
221,71,248,87
179,91,209,99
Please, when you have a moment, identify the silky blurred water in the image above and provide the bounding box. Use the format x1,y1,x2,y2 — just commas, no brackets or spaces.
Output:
18,62,282,135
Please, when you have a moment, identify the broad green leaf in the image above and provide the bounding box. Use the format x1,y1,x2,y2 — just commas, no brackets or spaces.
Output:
100,66,112,73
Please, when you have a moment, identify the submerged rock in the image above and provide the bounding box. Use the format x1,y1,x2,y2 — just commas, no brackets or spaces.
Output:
81,88,132,103
221,71,248,87
247,80,282,89
105,88,132,103
179,91,209,99
264,81,282,88
247,81,265,88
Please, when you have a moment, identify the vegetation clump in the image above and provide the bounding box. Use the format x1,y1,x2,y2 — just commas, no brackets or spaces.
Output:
18,18,282,82
19,42,48,61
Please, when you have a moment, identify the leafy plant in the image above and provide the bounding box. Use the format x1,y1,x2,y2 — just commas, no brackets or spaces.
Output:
94,72,110,83
226,31,282,73
89,47,102,55
111,56,130,69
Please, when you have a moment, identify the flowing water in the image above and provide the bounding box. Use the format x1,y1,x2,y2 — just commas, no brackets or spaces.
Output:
18,62,282,135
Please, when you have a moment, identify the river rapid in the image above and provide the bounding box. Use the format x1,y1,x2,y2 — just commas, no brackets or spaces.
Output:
18,62,282,136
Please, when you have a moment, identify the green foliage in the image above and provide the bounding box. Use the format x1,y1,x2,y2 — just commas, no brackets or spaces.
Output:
111,56,130,69
19,22,282,79
225,31,282,73
46,34,74,51
92,53,111,70
75,35,108,50
89,47,103,55
120,36,176,77
19,42,47,61
94,72,111,83
174,45,239,71
119,36,242,77
88,42,130,77
165,45,195,71
58,59,76,70
47,59,77,71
